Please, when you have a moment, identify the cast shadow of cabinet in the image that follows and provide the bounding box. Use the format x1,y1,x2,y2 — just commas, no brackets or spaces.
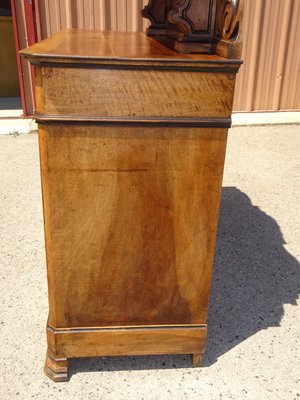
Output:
69,187,300,376
204,186,300,366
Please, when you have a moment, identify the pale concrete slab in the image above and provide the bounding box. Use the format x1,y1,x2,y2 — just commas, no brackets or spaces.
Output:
0,125,299,400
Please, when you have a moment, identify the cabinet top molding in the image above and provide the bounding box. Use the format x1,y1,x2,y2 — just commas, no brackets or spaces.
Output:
142,0,243,58
20,30,242,71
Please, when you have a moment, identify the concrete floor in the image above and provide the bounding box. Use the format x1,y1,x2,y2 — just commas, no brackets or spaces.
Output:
0,125,299,400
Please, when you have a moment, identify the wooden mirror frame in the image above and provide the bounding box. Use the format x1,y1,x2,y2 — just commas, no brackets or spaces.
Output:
141,0,243,58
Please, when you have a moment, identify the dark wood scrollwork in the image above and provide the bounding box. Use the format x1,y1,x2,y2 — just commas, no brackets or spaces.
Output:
141,0,169,35
167,0,188,33
215,0,243,58
141,0,243,58
167,0,216,36
222,0,240,40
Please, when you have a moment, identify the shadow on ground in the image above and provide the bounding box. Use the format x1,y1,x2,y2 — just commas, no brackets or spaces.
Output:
69,187,300,376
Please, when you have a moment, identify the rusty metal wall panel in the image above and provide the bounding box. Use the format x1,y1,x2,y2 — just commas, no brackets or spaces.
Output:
38,0,300,112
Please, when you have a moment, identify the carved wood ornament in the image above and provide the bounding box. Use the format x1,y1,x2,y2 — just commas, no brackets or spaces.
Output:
141,0,169,34
142,0,243,57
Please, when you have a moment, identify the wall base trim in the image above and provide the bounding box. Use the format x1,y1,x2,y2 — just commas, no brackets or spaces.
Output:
0,117,37,135
232,111,300,126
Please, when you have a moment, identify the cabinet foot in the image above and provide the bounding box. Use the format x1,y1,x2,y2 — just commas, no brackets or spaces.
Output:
44,353,69,382
191,353,203,367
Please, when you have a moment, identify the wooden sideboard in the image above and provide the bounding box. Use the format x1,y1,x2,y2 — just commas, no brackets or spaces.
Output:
21,1,242,382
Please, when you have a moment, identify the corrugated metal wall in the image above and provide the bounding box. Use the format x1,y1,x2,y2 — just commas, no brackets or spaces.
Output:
38,0,149,36
14,0,35,114
235,0,300,112
37,0,300,112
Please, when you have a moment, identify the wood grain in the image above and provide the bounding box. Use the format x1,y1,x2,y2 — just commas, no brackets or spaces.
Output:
39,125,227,328
35,67,236,118
45,325,206,381
44,354,68,383
47,326,207,358
192,353,203,367
20,29,241,63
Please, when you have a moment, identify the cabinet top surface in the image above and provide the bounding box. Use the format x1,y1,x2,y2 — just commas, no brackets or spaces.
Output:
20,29,241,67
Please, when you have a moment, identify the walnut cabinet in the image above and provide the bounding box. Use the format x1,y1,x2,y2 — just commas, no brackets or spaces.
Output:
21,0,242,382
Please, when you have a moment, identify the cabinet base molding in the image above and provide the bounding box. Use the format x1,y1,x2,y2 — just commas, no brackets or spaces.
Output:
192,353,203,367
46,325,206,381
44,354,69,383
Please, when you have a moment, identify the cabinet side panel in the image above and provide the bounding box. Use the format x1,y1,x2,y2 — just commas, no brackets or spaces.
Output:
38,127,58,327
39,125,227,328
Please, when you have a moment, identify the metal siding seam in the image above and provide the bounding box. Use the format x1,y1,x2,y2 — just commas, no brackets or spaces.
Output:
272,0,293,111
98,0,105,30
233,0,251,111
45,0,52,37
77,0,84,29
90,0,95,29
132,0,138,31
60,0,66,31
266,0,281,111
256,0,271,111
279,1,296,109
288,2,300,109
65,0,72,28
111,0,117,31
245,0,263,111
